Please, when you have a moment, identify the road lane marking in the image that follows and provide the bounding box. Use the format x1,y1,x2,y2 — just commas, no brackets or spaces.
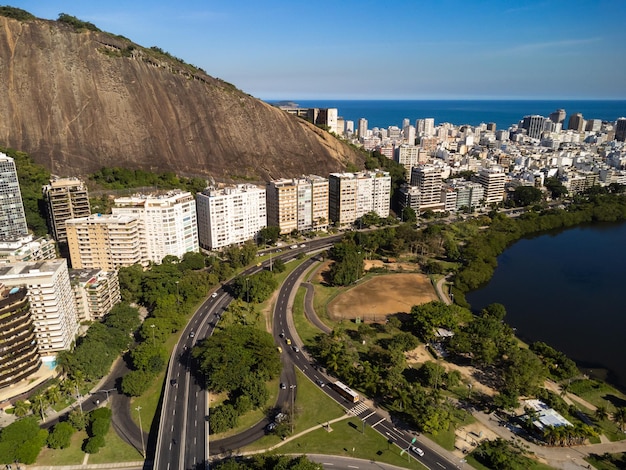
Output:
436,463,446,468
363,411,376,419
385,431,397,440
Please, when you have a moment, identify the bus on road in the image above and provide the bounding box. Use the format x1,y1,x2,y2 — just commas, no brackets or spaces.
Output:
331,380,359,403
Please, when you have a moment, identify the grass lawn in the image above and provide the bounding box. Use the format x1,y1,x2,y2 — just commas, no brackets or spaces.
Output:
568,379,626,411
35,430,88,466
273,418,427,469
243,369,345,452
292,286,324,347
88,424,144,463
466,453,554,470
130,369,166,431
585,452,626,469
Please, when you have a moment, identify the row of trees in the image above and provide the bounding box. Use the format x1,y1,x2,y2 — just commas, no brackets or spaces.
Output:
89,166,208,194
192,325,281,434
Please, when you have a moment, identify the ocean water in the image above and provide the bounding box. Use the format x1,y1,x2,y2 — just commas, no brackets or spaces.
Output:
288,100,626,131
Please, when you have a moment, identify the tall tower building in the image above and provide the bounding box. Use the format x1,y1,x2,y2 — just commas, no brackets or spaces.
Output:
196,185,266,250
358,118,368,139
43,177,91,246
478,166,506,204
568,113,585,132
0,284,41,389
0,153,29,241
615,117,626,142
112,190,198,263
521,115,547,140
266,180,298,234
0,259,79,356
410,164,444,212
549,109,566,124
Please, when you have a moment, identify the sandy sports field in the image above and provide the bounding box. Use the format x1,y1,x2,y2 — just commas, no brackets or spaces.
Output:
327,273,438,321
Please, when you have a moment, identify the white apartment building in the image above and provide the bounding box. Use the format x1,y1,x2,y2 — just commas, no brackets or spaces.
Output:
112,190,198,263
410,164,445,212
0,259,79,357
196,185,266,250
66,214,144,270
70,269,121,322
266,176,329,234
329,170,391,227
478,166,506,204
0,153,29,241
0,234,56,265
395,145,428,175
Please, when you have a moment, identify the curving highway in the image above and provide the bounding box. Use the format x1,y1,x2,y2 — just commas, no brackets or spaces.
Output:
153,233,462,470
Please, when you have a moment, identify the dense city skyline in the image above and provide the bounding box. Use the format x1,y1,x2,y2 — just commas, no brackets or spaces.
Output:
12,0,626,101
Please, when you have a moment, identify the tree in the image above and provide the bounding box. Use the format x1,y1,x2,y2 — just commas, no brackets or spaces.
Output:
594,405,608,422
0,416,48,465
271,257,286,273
12,400,30,418
401,206,417,223
209,404,238,434
545,177,568,199
47,422,75,449
613,407,626,432
121,370,154,396
258,226,280,245
512,185,543,206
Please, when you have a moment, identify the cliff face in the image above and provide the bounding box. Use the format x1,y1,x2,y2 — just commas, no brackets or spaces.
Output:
0,15,363,180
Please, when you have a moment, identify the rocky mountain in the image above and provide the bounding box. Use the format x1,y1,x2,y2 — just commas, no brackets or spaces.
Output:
0,10,363,181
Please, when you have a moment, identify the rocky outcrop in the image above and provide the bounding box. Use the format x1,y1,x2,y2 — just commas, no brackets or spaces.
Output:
0,14,363,180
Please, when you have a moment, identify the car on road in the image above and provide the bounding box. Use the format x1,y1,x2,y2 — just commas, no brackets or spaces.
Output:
189,331,195,338
285,338,291,345
315,379,325,387
300,244,306,248
279,331,284,338
292,346,300,353
211,292,218,298
280,382,286,390
410,446,424,457
170,379,178,387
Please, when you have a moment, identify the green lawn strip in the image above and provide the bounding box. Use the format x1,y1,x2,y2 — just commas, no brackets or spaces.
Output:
585,452,626,470
130,369,166,431
292,286,323,346
567,379,626,412
272,418,426,469
243,369,345,452
465,453,554,470
88,424,144,463
35,430,88,465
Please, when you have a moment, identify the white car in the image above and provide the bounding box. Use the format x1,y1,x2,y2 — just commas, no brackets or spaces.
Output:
410,446,424,457
211,292,218,298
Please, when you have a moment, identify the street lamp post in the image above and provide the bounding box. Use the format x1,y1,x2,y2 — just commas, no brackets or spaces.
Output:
150,324,156,347
289,384,297,434
135,405,145,458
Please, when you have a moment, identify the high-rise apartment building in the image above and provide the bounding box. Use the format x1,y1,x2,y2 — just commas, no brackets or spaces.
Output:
112,190,198,263
66,214,143,270
329,170,391,227
43,177,91,245
70,269,120,322
615,117,626,142
410,164,445,212
548,109,566,124
395,145,427,175
445,179,485,210
196,185,266,250
478,166,506,204
0,259,79,356
266,180,297,234
358,118,368,138
521,115,547,140
398,184,421,213
0,153,28,241
0,284,41,389
568,113,585,132
416,118,435,137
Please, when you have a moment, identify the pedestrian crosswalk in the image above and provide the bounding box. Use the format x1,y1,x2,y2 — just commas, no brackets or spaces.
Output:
348,402,371,416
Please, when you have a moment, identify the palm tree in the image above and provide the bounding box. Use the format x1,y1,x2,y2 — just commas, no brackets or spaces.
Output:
30,392,47,420
613,407,626,432
46,384,62,406
12,400,30,418
594,405,608,422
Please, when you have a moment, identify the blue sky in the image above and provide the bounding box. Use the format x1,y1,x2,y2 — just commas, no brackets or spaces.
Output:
10,0,626,100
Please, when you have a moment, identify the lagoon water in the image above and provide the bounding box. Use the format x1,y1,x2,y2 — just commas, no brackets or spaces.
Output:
465,222,626,391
